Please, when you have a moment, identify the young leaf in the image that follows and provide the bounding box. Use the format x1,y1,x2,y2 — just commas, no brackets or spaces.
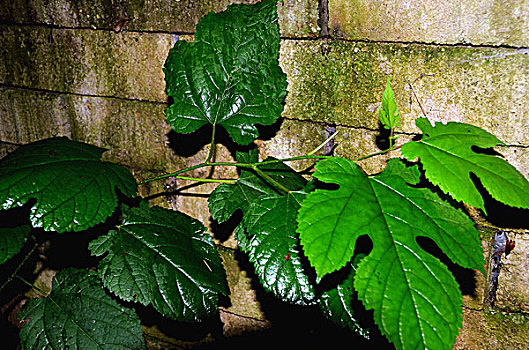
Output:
163,0,287,145
297,157,484,349
378,77,401,130
401,118,529,212
89,201,228,322
208,149,307,224
0,224,30,264
19,268,145,350
0,137,137,233
244,192,315,305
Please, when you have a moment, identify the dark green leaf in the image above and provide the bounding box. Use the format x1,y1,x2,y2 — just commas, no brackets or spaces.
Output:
0,137,137,233
19,268,145,350
208,149,307,223
297,157,484,349
164,0,287,145
89,201,228,322
319,254,370,339
401,118,529,212
244,192,315,305
0,223,31,264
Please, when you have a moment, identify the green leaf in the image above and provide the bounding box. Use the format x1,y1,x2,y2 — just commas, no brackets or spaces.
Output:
297,157,484,349
89,201,228,322
401,118,529,212
208,149,307,223
19,268,145,350
163,0,287,145
244,192,315,305
0,137,137,233
378,77,401,130
0,224,31,264
318,254,370,339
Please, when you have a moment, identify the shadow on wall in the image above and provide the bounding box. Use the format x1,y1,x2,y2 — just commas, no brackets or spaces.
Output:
165,118,284,160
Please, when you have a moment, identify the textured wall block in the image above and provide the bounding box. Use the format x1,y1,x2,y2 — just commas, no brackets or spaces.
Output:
280,39,529,147
494,232,529,313
0,25,173,101
329,0,529,47
0,0,319,38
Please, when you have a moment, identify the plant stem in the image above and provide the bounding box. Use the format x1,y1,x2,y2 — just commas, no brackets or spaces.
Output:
205,124,217,163
251,165,291,194
17,275,48,297
138,139,400,187
355,142,403,162
307,130,339,156
175,176,236,184
0,235,38,294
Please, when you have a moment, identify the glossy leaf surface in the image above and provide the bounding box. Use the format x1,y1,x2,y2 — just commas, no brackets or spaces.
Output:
297,158,484,349
318,254,370,339
164,0,287,145
0,137,137,233
208,149,307,224
89,201,228,322
244,192,315,305
19,268,145,350
402,118,529,212
0,224,30,264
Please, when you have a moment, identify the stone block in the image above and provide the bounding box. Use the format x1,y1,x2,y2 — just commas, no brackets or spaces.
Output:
280,39,529,147
0,25,173,102
0,0,319,38
329,0,529,47
455,307,529,349
494,231,529,313
333,126,412,175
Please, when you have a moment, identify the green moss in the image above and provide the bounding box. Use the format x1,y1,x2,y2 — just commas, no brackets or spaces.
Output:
280,38,529,146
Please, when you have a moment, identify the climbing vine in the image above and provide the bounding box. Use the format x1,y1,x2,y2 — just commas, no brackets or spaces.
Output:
1,1,528,349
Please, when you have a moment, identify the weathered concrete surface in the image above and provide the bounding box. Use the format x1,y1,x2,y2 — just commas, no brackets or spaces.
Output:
4,25,529,148
455,307,529,349
255,118,329,171
0,87,176,171
329,0,529,47
280,39,529,147
0,25,173,102
0,0,319,37
494,231,529,313
333,126,412,175
0,87,330,174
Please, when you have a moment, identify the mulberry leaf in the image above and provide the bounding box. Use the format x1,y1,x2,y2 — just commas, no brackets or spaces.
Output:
164,0,287,145
401,118,529,212
297,157,484,349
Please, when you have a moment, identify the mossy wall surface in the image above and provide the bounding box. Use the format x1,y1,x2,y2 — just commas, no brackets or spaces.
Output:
1,0,528,348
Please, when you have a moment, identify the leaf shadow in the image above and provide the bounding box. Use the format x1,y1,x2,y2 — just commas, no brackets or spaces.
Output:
416,237,478,296
165,118,284,161
375,121,392,151
470,172,529,229
233,255,392,348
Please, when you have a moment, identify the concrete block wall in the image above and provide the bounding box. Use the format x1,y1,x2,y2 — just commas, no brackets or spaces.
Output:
1,0,528,348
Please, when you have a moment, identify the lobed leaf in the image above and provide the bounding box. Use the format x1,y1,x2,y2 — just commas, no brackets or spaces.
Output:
297,157,484,349
401,118,529,212
19,268,145,350
0,137,137,233
164,0,287,145
89,201,228,322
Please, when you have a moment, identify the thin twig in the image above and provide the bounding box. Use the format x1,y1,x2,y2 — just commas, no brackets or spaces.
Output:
0,236,38,294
